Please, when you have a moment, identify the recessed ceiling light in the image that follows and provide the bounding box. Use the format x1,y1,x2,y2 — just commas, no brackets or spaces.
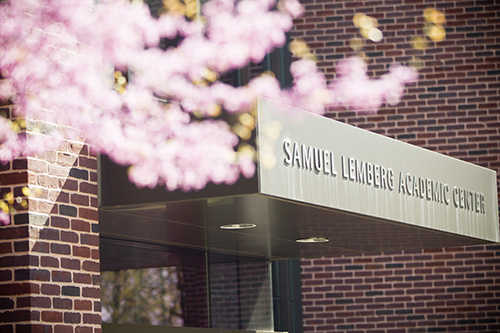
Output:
296,237,329,243
220,224,256,230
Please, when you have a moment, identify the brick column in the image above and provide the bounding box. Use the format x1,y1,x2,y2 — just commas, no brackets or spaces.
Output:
0,102,101,332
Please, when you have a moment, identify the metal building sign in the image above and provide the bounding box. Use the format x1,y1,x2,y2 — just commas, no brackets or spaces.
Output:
100,99,499,260
257,98,499,243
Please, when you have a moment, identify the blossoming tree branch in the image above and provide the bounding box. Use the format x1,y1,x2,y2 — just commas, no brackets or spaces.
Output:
0,0,445,224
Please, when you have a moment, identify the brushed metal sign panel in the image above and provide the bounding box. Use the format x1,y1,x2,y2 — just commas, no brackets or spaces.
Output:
256,99,499,243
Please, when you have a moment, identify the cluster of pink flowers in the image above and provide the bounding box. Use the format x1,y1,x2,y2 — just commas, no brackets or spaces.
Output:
328,57,418,112
0,0,418,202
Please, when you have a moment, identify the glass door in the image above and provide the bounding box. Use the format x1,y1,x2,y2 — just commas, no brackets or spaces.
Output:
100,236,275,332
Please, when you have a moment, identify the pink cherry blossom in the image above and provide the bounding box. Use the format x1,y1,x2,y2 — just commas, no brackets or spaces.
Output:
0,211,10,226
328,57,418,112
0,0,419,225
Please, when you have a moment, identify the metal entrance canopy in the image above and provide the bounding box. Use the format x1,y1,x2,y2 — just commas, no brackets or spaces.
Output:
99,99,499,262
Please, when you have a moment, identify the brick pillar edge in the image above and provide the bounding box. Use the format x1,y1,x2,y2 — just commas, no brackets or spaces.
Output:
0,102,101,332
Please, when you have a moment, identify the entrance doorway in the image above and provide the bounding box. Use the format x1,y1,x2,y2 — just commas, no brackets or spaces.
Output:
100,235,276,332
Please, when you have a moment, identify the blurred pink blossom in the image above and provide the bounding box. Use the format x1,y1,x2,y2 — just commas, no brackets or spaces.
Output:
0,0,419,225
328,57,418,112
0,211,10,226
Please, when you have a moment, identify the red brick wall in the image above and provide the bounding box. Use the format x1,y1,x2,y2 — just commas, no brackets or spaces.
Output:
301,246,500,332
180,265,209,328
293,0,500,332
0,101,100,332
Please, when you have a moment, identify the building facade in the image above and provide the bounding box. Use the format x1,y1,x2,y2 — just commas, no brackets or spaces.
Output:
0,0,499,333
293,1,500,332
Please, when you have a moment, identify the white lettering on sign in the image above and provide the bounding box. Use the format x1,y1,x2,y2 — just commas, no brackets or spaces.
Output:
341,155,394,191
398,172,451,206
452,186,485,213
282,138,487,215
283,139,337,176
